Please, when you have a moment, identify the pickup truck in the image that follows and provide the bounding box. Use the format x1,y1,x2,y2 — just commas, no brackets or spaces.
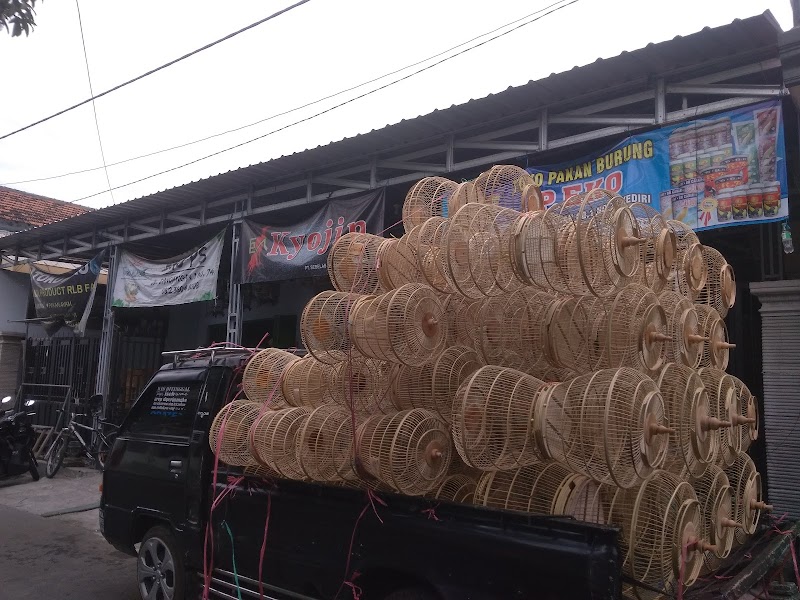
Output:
99,347,795,600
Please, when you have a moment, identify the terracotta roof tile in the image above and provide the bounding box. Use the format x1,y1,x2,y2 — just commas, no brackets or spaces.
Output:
0,186,90,228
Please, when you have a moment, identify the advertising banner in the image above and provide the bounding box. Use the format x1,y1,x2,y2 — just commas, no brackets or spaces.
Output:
30,252,104,335
238,189,385,284
111,230,225,308
526,99,787,231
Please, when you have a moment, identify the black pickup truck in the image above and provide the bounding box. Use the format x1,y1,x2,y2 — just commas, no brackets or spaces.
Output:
99,348,795,600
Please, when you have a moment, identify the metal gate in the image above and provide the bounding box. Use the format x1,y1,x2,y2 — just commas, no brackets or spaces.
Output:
107,334,165,424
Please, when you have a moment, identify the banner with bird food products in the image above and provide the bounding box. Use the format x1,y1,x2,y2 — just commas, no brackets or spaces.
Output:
237,189,385,284
111,230,225,307
525,99,787,231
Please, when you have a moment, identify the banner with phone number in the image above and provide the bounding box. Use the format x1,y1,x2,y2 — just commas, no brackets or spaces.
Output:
525,99,787,231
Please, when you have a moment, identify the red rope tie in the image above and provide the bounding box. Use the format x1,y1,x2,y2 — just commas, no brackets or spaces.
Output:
422,504,441,521
367,488,386,524
258,493,272,599
771,521,800,587
343,572,363,600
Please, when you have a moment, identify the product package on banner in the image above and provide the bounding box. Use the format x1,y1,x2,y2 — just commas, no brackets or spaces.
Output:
526,99,787,231
112,230,224,308
238,189,385,284
30,252,104,335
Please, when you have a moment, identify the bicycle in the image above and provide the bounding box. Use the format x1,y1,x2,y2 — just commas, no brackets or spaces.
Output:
44,394,118,478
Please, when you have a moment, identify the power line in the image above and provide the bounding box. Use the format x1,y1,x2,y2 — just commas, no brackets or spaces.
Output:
2,0,565,187
74,0,115,204
0,0,312,142
72,0,581,203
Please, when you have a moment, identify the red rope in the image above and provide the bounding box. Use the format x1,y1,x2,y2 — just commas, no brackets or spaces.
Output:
258,493,272,599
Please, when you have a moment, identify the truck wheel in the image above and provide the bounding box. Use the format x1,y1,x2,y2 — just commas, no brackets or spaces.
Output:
138,526,185,600
382,588,439,600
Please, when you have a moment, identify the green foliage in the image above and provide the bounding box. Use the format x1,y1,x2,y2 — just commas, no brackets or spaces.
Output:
1,0,40,37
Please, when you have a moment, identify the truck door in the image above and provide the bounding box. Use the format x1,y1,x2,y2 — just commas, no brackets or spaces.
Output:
104,368,208,529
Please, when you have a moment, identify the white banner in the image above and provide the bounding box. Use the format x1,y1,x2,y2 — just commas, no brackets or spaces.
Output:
111,231,225,308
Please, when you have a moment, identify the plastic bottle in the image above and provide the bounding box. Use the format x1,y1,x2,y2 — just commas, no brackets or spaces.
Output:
782,221,795,254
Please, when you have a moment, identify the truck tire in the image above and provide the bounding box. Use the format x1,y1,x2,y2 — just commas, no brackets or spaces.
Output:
382,588,439,600
137,525,185,600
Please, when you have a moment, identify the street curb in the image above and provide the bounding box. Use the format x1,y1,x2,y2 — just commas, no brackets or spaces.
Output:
41,502,100,518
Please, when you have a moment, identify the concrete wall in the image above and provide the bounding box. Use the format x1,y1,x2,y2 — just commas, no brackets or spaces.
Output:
0,270,30,336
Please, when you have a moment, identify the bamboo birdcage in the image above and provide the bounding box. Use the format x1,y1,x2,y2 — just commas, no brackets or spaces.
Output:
327,232,384,295
451,365,549,471
690,464,736,567
604,284,670,373
656,363,724,477
243,463,281,479
426,474,477,504
509,210,554,291
281,356,334,408
698,368,741,467
446,203,507,299
296,404,358,483
300,291,367,364
416,217,455,294
474,462,607,524
349,283,446,366
356,408,452,495
630,203,676,294
667,220,707,300
477,296,528,370
694,304,735,370
392,345,482,422
448,181,479,216
474,165,543,212
402,177,460,233
722,452,771,545
208,400,261,467
537,368,671,488
658,290,705,368
607,470,707,593
730,375,759,453
441,293,482,349
376,234,423,290
249,407,311,480
507,288,555,375
544,294,607,373
329,354,394,416
242,348,300,408
696,246,736,318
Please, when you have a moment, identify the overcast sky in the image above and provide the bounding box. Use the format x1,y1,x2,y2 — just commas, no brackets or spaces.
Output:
0,0,793,210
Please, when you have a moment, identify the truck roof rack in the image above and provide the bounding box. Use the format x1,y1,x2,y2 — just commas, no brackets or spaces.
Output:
162,345,256,367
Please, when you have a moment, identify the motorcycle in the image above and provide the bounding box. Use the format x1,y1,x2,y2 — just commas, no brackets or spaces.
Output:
0,395,40,481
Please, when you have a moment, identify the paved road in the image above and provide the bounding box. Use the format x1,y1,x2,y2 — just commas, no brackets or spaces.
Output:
0,505,139,600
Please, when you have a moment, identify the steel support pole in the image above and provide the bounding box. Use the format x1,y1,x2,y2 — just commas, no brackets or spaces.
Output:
226,221,243,345
96,245,117,416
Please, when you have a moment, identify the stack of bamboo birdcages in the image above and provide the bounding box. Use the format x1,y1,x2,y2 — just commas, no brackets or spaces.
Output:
207,165,769,597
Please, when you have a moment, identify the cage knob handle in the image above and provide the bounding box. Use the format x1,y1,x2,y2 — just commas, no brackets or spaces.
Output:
693,540,717,553
687,334,708,344
714,341,737,350
731,415,757,426
751,500,773,511
649,424,675,436
422,314,439,337
702,416,731,431
648,332,672,343
620,236,646,247
722,518,739,528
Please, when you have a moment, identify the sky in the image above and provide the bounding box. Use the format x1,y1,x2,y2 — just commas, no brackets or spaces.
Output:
0,0,794,210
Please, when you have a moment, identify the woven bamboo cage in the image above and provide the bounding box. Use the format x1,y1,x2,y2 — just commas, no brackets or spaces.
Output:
695,246,736,318
658,290,705,368
349,283,446,366
730,375,759,453
402,176,460,233
281,356,334,408
441,293,482,349
426,474,477,504
630,203,676,294
208,400,262,467
474,462,607,524
392,345,482,422
667,220,707,300
452,365,549,471
356,408,452,495
486,206,525,294
376,234,423,291
243,463,281,479
698,368,741,467
722,452,771,545
329,355,394,416
327,232,384,295
477,296,528,370
603,284,670,373
694,304,734,370
449,181,480,216
656,363,723,477
606,470,707,593
544,294,608,373
445,203,504,298
507,288,555,374
249,407,311,480
509,210,557,291
296,404,357,483
242,348,299,408
415,217,455,294
537,368,671,488
690,464,736,567
300,291,367,364
474,164,543,212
